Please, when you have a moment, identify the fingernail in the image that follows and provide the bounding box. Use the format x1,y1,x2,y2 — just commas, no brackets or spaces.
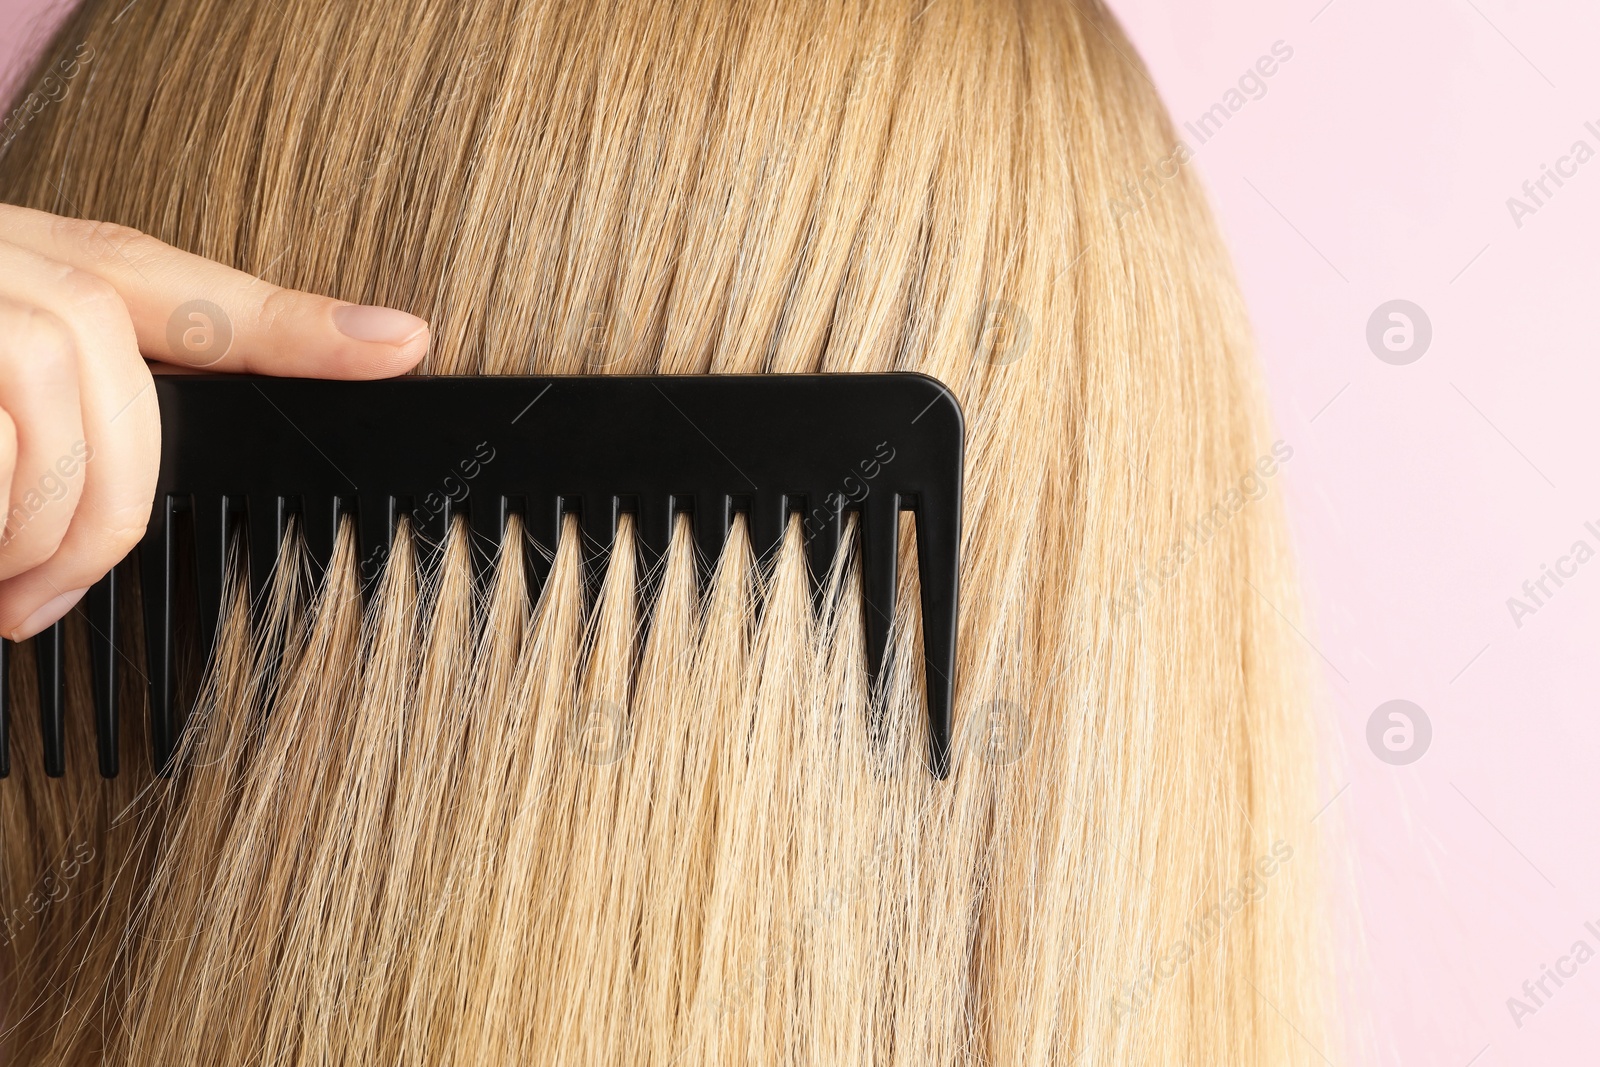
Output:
10,587,88,641
332,304,428,346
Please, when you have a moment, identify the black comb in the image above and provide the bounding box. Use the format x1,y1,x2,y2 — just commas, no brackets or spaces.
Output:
7,373,963,780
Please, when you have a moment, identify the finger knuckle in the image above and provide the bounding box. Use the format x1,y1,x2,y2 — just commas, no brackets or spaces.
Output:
0,412,16,468
257,285,297,336
50,215,155,268
1,529,62,572
18,306,77,373
53,263,122,317
95,514,147,559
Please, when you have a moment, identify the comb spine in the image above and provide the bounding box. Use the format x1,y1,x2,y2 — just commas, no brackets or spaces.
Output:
88,569,118,778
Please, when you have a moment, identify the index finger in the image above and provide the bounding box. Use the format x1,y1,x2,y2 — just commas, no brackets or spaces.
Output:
0,204,430,378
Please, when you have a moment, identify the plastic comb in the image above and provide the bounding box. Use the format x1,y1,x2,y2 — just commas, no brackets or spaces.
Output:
8,373,964,780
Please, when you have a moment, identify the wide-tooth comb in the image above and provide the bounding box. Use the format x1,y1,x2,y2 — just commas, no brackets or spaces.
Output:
5,373,963,779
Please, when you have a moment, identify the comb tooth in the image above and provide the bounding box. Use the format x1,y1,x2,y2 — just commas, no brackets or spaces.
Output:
141,500,176,774
35,620,65,777
247,496,283,606
749,492,786,565
914,501,960,778
636,495,672,569
0,640,9,778
581,496,617,551
192,493,229,661
693,493,731,569
526,494,561,590
87,570,118,778
500,495,532,592
468,496,505,586
301,496,340,579
410,499,449,577
581,496,618,581
859,495,900,703
805,500,841,592
357,494,396,592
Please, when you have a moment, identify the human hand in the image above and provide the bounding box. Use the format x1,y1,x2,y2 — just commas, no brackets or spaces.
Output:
0,204,429,640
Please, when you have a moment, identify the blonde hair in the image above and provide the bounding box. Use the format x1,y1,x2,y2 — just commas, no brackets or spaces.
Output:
0,0,1333,1063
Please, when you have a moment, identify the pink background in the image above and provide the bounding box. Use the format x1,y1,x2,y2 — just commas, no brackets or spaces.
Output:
4,1,1598,1063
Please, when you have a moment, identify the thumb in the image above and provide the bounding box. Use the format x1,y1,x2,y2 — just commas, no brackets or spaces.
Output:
0,204,429,378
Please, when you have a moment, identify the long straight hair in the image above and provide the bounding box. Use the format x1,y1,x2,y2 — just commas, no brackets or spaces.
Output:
0,1,1332,1064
